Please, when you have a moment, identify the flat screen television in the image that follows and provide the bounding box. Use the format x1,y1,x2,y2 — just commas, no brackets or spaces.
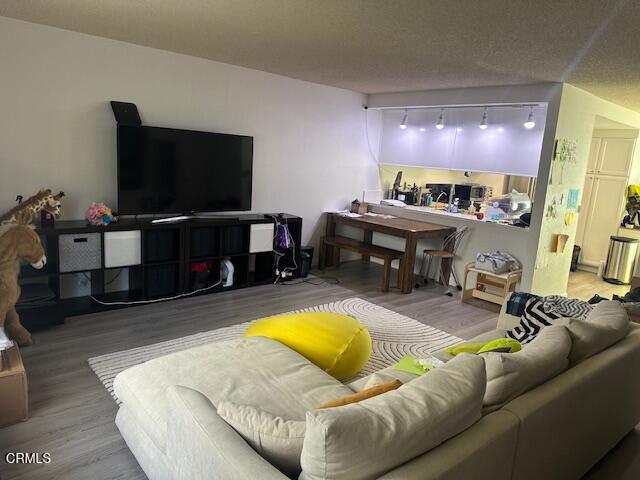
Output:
117,125,253,215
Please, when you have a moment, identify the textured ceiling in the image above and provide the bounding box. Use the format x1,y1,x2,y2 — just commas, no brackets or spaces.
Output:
2,0,640,110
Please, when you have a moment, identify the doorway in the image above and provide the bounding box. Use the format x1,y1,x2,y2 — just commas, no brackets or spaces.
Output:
571,116,639,300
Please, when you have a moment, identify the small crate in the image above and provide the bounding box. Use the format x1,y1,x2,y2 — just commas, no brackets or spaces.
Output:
0,346,28,427
59,233,102,272
461,262,522,306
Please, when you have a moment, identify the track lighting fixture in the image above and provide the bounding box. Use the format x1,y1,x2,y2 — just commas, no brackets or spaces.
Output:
524,106,535,129
400,110,408,129
479,108,488,130
435,109,445,129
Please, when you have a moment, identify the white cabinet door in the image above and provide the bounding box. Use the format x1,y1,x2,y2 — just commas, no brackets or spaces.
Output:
574,175,595,248
597,138,636,176
586,138,601,174
579,176,628,267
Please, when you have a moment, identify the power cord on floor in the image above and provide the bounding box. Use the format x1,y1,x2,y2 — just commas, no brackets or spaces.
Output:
277,275,340,287
89,278,223,306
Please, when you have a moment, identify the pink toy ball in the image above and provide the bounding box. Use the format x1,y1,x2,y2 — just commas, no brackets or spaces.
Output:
85,202,118,226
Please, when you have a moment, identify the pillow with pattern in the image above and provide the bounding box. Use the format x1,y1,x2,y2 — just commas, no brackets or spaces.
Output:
505,296,594,344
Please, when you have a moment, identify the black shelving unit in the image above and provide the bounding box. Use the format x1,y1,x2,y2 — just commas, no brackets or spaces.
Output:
16,213,302,330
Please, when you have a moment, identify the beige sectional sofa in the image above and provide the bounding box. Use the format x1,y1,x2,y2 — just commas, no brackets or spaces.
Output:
114,301,640,480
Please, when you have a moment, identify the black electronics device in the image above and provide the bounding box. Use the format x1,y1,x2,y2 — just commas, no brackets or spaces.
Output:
426,183,452,203
117,124,253,215
110,101,142,125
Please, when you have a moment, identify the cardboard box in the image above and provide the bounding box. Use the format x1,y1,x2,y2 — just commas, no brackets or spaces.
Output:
0,346,28,427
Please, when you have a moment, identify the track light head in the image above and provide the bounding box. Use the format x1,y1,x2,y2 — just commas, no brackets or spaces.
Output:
479,108,488,130
400,110,408,129
435,109,445,129
524,107,535,129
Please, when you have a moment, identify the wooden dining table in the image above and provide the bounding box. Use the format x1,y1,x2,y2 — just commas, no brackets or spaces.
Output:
326,213,455,293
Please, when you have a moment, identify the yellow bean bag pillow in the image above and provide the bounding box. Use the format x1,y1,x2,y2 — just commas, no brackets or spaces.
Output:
245,312,372,380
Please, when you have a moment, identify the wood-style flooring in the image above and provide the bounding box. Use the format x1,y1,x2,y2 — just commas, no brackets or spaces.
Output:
568,270,630,301
0,261,637,479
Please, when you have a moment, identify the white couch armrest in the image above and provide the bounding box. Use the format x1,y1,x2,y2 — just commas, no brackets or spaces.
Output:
167,385,289,480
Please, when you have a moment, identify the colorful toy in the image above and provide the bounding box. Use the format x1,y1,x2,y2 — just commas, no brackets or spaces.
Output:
622,185,640,227
0,211,47,346
0,189,65,225
85,202,117,226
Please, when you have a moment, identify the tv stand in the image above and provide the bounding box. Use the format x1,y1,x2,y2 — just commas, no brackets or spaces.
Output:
17,213,302,330
150,213,242,224
151,215,192,224
194,213,240,221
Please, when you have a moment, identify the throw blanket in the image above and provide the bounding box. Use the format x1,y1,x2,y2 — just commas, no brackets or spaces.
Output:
506,295,594,344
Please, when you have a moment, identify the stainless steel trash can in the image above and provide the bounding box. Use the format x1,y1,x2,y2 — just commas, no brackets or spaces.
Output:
603,236,639,285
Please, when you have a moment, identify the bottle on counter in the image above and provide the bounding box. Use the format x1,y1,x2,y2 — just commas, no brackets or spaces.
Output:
426,193,433,206
450,198,459,213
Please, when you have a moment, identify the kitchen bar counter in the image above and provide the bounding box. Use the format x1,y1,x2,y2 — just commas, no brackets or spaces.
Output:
369,203,531,231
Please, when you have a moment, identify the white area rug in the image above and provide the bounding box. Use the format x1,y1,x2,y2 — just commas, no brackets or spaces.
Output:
88,297,462,402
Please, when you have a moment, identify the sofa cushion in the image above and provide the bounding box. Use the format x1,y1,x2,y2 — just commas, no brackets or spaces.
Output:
497,292,534,331
482,326,571,411
434,329,507,363
299,354,486,480
216,401,305,478
347,365,419,392
318,379,402,408
504,297,565,345
113,336,353,452
556,300,630,364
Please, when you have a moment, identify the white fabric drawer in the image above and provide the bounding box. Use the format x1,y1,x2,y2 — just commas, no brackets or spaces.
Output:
104,230,142,268
249,224,274,253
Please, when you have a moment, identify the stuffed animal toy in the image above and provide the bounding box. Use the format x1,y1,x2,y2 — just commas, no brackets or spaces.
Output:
0,211,46,346
85,202,117,226
0,189,65,225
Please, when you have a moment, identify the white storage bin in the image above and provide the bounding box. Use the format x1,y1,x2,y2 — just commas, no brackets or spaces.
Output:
104,230,142,268
59,233,102,273
249,224,274,253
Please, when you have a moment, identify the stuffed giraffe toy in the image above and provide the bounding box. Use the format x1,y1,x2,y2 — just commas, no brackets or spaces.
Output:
0,189,65,225
0,210,47,346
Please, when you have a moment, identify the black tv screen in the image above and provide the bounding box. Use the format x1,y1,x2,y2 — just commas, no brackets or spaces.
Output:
117,125,253,215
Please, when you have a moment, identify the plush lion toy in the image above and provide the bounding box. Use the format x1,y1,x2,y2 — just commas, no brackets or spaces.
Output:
0,211,47,346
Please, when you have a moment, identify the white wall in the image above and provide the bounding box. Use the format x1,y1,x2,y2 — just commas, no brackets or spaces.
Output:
530,84,640,295
0,16,380,247
378,105,547,177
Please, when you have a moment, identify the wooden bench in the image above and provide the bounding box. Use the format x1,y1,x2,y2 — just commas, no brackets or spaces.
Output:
319,235,405,292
